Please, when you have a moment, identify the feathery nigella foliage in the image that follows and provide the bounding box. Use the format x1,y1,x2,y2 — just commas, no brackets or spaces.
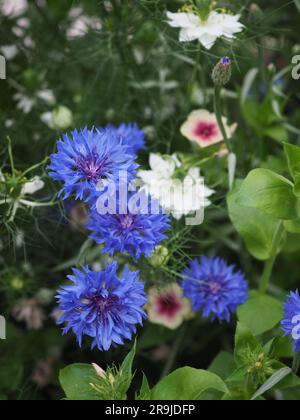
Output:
87,190,170,261
105,123,146,156
56,263,147,351
281,290,300,351
48,127,138,201
181,257,248,322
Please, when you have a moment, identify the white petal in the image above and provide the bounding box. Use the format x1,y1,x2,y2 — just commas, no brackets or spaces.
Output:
22,177,45,195
166,12,199,29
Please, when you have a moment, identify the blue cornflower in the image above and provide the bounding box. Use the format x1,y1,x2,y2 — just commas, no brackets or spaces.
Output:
48,127,137,201
86,190,170,260
56,263,147,351
181,257,248,322
281,290,300,351
106,123,146,155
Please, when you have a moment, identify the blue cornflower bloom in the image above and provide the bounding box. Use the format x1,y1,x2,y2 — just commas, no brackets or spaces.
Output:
56,263,147,351
87,190,170,261
181,257,248,322
106,123,146,155
48,127,138,201
281,290,300,351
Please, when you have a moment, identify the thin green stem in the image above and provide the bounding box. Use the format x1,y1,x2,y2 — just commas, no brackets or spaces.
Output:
259,222,285,294
7,137,15,175
160,324,187,379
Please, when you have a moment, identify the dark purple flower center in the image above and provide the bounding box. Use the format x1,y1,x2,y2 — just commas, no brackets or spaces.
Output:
76,152,108,181
118,214,136,231
194,122,218,141
88,294,120,313
207,278,223,295
156,292,182,318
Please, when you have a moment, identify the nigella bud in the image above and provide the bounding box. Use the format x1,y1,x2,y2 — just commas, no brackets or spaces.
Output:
212,57,232,87
249,3,264,25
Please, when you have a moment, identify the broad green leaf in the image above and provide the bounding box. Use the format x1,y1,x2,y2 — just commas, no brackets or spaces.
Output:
227,187,281,261
208,351,236,380
151,368,228,400
237,291,283,336
284,218,300,234
284,143,300,180
264,125,288,143
251,367,292,400
237,169,298,220
270,362,300,390
59,364,101,400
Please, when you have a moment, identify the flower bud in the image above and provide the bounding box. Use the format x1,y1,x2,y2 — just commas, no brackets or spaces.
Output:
212,57,232,87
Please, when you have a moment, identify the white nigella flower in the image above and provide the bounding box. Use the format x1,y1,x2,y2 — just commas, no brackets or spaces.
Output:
14,88,56,114
138,153,214,220
166,9,244,50
22,177,45,195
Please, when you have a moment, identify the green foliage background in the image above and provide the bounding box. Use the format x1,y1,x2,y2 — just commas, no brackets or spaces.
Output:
1,0,300,400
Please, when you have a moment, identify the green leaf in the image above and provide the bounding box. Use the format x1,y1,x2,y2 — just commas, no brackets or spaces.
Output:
284,143,300,180
208,352,236,380
264,125,288,143
237,169,298,220
227,186,282,261
59,364,101,400
151,368,228,400
136,373,151,400
118,341,137,397
251,367,292,400
237,291,283,336
284,218,300,234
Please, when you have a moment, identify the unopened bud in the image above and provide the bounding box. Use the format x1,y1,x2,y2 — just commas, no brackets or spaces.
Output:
212,57,232,87
249,3,264,24
92,363,106,379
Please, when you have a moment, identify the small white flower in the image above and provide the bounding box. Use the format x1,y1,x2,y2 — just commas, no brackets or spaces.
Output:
166,10,244,50
14,88,56,114
1,45,18,60
138,153,214,220
22,177,45,195
0,0,28,17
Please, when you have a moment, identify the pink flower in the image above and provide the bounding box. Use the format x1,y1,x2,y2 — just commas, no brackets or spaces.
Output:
180,109,237,148
146,284,193,330
12,298,45,330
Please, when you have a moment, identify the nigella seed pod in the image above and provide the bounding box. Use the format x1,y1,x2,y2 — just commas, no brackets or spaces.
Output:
212,57,232,87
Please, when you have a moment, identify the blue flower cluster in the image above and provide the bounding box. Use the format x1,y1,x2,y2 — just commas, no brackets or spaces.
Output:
181,257,248,322
50,123,249,352
49,123,170,350
281,290,300,351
